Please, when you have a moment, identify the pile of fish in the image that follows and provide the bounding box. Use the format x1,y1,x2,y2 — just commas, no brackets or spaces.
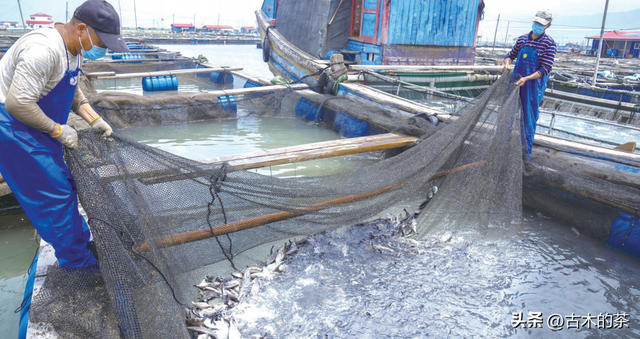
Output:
186,238,308,339
186,187,438,339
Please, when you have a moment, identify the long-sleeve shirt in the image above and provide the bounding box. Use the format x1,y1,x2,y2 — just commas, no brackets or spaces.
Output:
505,32,557,78
0,26,86,133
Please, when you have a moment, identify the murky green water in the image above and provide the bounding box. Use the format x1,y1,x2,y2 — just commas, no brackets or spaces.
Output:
119,116,380,178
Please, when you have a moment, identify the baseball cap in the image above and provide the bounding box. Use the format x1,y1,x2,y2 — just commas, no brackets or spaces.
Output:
74,0,129,52
533,9,553,26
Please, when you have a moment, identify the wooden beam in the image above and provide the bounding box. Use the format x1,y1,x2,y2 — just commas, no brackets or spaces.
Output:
350,65,505,72
200,133,418,169
134,160,486,252
89,67,244,80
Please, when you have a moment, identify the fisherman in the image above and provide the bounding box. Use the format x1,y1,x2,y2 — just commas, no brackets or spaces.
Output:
502,9,557,163
0,0,128,267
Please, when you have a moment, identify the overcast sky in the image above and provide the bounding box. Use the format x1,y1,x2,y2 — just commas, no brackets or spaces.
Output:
1,0,638,43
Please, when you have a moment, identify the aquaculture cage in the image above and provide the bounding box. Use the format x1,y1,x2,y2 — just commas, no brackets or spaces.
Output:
29,72,527,339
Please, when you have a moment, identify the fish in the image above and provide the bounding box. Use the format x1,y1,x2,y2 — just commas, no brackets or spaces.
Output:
196,334,211,339
192,301,211,310
275,244,287,264
223,279,240,290
571,227,580,236
231,271,243,279
195,279,209,289
441,232,453,243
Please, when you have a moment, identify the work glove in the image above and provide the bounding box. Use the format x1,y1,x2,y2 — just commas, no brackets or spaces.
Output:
90,117,113,137
54,124,78,149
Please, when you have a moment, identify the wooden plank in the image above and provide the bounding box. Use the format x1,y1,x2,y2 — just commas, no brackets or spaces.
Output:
92,67,243,80
200,133,418,169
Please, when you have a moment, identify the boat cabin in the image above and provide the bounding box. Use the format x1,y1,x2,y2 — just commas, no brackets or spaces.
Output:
261,0,484,65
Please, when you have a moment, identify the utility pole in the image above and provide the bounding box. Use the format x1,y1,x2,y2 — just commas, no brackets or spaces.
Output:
173,14,174,24
503,21,510,47
217,13,220,26
118,0,122,26
16,0,26,29
491,14,500,57
66,1,68,22
133,0,138,31
592,0,609,87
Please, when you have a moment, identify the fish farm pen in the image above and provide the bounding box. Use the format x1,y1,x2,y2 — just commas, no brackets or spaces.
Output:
1,2,640,338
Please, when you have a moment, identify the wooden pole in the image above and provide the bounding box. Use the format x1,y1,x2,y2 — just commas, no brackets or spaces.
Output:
90,67,244,79
134,161,487,252
491,14,500,57
592,0,609,87
16,0,26,29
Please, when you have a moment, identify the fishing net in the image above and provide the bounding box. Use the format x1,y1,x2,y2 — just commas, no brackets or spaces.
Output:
29,71,523,338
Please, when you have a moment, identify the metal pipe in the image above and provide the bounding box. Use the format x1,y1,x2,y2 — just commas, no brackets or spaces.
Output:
491,14,500,57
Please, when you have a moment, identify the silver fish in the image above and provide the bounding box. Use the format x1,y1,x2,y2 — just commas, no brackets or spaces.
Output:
275,244,286,264
222,279,240,290
195,279,209,289
192,301,211,310
441,232,453,243
231,271,243,279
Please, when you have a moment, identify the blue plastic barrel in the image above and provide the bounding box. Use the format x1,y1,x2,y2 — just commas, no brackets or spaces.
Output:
158,76,167,91
142,76,179,92
210,72,234,85
607,213,640,257
217,95,237,114
142,77,153,91
170,75,179,90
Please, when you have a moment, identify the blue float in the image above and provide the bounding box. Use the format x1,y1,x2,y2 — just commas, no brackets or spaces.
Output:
217,95,237,114
142,75,179,91
210,72,234,85
607,213,640,257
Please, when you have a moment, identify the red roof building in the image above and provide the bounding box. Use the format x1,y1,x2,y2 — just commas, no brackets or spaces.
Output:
26,13,53,29
587,31,640,58
203,25,233,30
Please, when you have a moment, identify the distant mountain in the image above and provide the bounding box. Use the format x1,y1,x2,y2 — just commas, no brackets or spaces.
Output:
557,8,640,31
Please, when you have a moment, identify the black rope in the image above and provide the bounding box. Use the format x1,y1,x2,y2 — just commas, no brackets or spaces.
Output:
206,163,238,270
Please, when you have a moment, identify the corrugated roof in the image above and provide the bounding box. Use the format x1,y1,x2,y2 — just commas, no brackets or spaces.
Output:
586,31,640,40
241,26,256,30
29,13,51,17
171,23,195,28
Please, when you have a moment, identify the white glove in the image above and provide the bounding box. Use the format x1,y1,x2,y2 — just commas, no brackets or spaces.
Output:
54,124,78,149
90,117,113,137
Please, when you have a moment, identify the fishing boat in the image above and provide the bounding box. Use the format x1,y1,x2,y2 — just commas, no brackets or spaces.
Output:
254,1,640,255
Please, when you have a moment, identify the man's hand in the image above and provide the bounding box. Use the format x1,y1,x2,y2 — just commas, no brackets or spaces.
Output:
501,58,511,73
51,124,78,149
515,77,528,86
90,117,113,137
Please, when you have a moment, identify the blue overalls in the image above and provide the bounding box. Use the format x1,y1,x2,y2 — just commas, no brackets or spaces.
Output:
513,44,550,162
0,36,95,268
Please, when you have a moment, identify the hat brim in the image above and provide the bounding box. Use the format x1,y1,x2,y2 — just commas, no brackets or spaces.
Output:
533,17,550,26
95,30,130,52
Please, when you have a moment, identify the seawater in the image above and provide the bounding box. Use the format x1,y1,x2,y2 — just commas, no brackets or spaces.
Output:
1,43,640,338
